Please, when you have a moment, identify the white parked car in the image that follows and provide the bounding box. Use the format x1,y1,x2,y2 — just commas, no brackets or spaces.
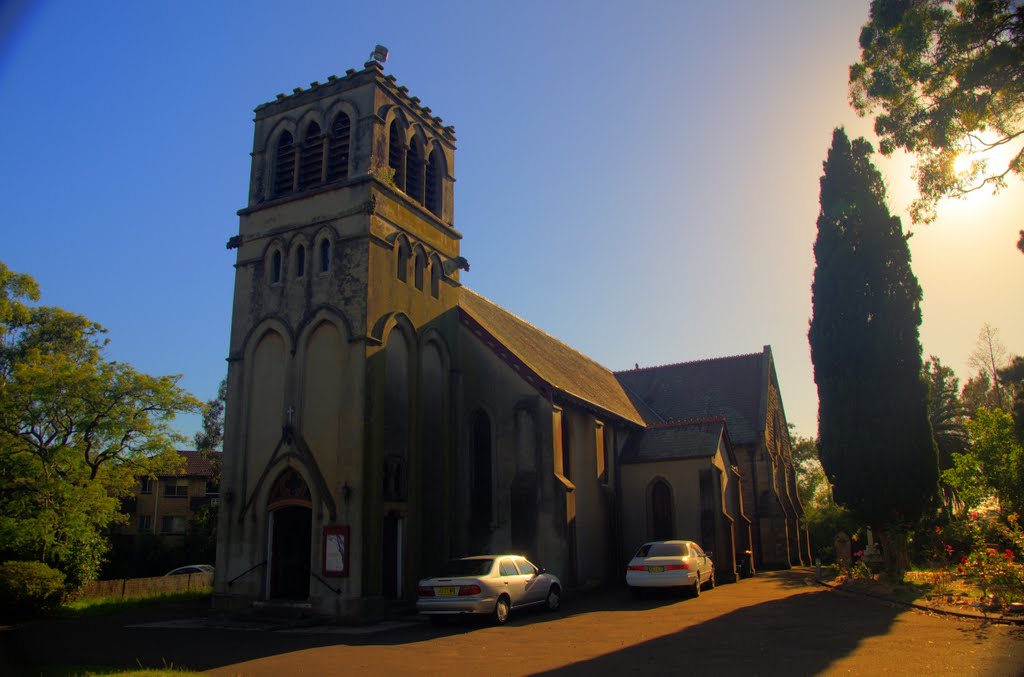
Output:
416,555,562,625
626,540,714,597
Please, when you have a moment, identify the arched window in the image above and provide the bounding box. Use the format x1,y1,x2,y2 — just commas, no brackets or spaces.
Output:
327,113,351,181
406,139,424,204
273,131,295,196
561,411,573,480
396,237,410,283
320,239,331,273
271,250,282,284
651,479,673,541
429,254,442,298
425,148,442,217
387,120,405,190
298,122,323,190
295,245,305,278
471,410,492,526
413,247,426,291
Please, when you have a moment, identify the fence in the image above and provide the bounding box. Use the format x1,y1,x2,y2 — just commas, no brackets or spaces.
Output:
78,572,213,600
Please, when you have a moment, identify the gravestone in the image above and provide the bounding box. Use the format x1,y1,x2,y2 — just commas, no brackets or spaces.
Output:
834,531,852,570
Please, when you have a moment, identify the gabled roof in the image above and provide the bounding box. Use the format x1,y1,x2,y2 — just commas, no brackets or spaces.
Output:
459,288,645,426
173,450,220,478
620,417,727,464
615,349,771,445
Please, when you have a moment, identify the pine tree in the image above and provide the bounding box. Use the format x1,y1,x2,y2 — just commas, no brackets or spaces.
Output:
808,129,938,549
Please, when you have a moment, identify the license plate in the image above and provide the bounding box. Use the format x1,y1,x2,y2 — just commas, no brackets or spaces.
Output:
647,566,665,573
435,586,457,596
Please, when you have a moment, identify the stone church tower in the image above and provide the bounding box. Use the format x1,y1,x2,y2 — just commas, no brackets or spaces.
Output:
215,50,465,615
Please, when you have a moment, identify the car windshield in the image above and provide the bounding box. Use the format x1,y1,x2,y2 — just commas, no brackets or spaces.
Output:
646,543,688,557
435,559,493,577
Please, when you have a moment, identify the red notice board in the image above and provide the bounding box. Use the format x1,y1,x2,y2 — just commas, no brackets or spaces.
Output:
323,525,350,577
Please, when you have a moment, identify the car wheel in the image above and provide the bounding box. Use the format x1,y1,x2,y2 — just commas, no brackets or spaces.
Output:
708,571,715,589
692,575,702,598
546,585,561,612
493,595,511,625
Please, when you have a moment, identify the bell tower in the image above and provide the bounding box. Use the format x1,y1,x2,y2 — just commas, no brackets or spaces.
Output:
218,48,463,615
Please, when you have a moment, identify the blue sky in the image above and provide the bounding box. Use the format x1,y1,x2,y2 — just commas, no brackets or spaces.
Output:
2,1,1022,439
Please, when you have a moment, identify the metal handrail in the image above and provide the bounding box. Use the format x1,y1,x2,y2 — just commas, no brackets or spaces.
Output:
227,561,267,587
307,567,341,594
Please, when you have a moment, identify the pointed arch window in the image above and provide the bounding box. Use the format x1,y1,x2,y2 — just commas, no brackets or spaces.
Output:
396,237,410,283
429,254,442,298
273,131,295,196
425,149,442,216
295,245,306,278
387,120,405,190
271,250,282,284
327,113,351,181
298,122,323,190
413,248,426,291
320,239,331,273
651,479,673,541
406,139,424,204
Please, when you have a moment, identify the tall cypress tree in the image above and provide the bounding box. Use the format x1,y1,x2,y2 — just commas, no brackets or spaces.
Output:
809,128,938,540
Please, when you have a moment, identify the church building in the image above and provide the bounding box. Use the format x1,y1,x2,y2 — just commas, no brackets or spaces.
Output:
213,52,807,617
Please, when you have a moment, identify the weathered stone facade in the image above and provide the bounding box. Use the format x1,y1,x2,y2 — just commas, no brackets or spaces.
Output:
214,59,803,618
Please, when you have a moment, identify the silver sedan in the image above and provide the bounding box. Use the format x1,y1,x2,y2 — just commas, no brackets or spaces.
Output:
416,555,562,625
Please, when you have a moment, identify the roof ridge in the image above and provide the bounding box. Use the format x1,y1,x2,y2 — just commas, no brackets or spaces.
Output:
616,350,764,375
461,287,615,376
647,416,726,430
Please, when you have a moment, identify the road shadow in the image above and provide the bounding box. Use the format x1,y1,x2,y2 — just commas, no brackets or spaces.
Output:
532,589,904,676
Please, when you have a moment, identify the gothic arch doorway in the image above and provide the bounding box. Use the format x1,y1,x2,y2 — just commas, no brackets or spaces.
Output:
267,467,312,600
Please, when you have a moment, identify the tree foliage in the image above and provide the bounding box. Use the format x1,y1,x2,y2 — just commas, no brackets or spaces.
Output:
943,407,1024,513
0,262,199,588
850,0,1024,224
809,128,939,533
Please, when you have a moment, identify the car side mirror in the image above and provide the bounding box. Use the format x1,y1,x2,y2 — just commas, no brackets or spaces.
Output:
705,551,713,559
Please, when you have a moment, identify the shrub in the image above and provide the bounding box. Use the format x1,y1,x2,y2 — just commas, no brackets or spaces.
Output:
0,560,66,619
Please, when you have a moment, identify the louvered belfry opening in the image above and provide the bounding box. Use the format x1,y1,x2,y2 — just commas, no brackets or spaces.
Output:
387,120,405,190
425,149,440,216
327,113,350,181
406,140,424,204
273,131,295,196
298,122,323,190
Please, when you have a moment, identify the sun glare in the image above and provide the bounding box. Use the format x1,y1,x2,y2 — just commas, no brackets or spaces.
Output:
953,152,973,175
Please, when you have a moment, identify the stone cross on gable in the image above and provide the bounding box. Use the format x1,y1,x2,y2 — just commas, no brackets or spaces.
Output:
286,406,295,426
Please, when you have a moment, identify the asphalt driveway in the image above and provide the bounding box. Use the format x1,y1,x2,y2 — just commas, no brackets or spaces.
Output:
2,569,1022,676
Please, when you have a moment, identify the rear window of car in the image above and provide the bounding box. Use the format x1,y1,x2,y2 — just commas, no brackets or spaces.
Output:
437,559,494,577
645,543,688,557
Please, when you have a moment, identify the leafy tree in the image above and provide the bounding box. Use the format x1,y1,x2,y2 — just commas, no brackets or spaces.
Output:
808,128,939,571
0,262,199,588
998,356,1024,442
943,407,1024,513
850,0,1024,225
193,377,226,454
923,357,970,469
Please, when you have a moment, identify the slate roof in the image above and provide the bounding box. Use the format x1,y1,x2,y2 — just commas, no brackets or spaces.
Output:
615,350,769,445
459,288,646,426
620,418,727,464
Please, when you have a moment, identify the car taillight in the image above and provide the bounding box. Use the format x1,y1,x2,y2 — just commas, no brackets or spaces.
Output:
417,586,435,597
666,564,689,571
459,584,481,596
627,565,646,571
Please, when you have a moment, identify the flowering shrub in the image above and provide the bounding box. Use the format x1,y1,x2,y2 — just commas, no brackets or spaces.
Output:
956,514,1024,604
